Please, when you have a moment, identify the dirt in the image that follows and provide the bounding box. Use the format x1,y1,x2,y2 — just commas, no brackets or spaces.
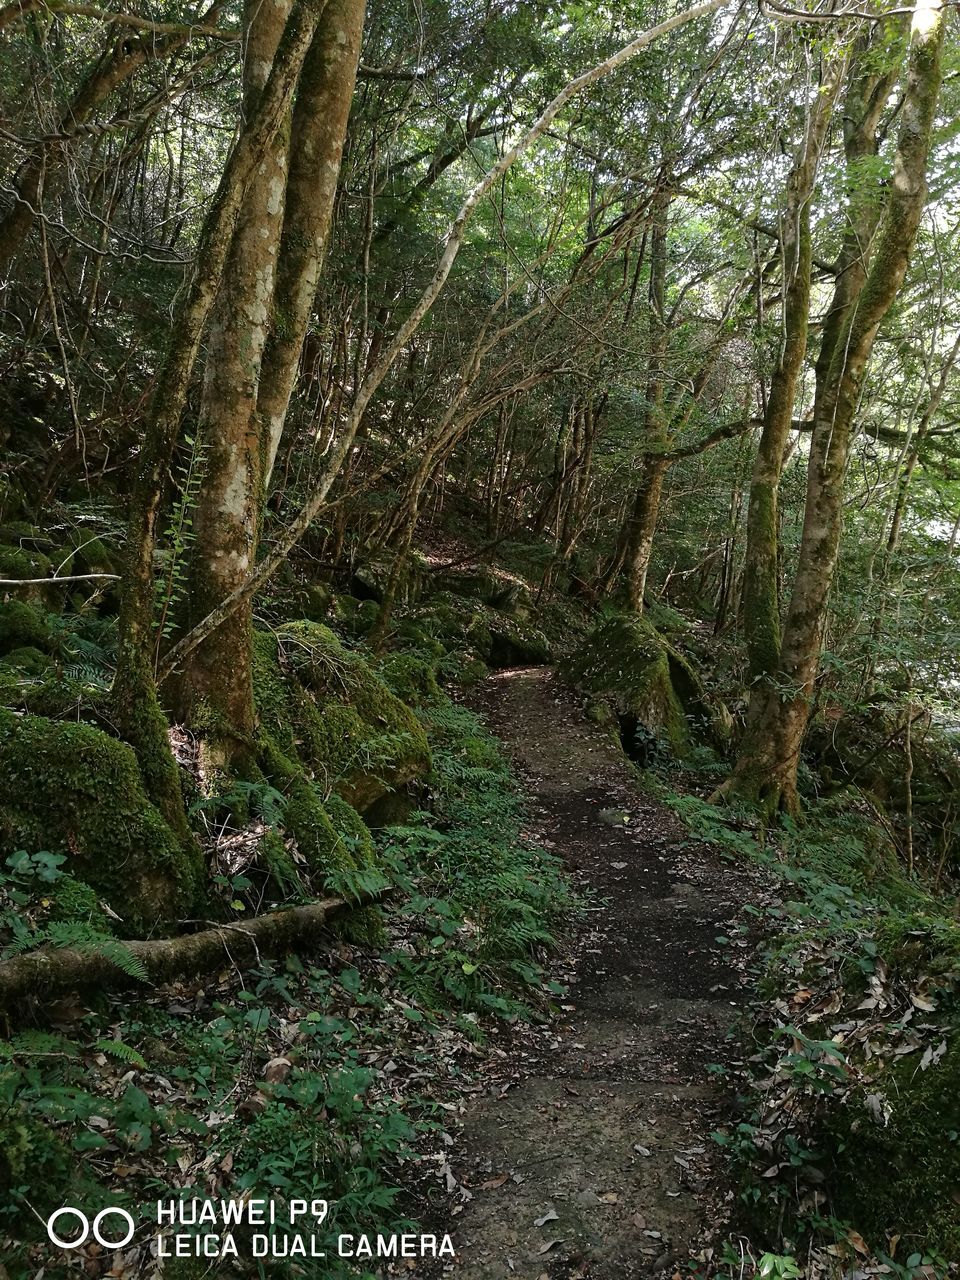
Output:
413,667,766,1280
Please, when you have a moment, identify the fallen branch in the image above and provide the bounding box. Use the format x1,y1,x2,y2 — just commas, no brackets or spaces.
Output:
0,887,388,1008
0,573,120,586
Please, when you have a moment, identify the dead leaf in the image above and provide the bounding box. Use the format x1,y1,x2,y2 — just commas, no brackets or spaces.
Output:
919,1039,947,1071
910,992,937,1012
479,1174,509,1191
263,1056,292,1084
534,1210,559,1227
847,1229,869,1255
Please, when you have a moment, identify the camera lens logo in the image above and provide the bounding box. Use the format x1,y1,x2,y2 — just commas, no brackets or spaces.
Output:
47,1207,136,1250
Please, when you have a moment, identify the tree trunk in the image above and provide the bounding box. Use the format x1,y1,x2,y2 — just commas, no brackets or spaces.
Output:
728,1,946,814
178,0,364,764
741,57,843,681
614,188,670,611
178,0,295,763
112,0,322,812
622,457,668,612
258,0,367,485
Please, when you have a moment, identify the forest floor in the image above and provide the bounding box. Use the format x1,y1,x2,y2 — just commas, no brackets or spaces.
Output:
417,667,769,1279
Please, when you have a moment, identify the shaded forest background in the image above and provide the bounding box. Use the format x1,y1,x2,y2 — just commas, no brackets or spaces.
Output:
0,0,959,1274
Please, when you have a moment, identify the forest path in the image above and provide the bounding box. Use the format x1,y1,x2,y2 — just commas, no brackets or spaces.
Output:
428,667,763,1279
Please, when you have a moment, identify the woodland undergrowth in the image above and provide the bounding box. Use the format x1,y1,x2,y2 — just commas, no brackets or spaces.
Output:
646,774,960,1280
0,688,575,1279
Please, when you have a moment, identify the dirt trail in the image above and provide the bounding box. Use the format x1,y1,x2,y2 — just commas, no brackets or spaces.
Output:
428,668,763,1279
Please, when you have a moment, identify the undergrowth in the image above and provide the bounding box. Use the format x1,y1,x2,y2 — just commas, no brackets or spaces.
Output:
0,687,574,1279
646,778,960,1277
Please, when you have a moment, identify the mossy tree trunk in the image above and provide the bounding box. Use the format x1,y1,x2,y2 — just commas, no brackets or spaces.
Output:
257,0,367,485
741,55,844,683
728,2,946,814
619,188,670,614
178,0,295,761
179,0,366,766
112,0,323,811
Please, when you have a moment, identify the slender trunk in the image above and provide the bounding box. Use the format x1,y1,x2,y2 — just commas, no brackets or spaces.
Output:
178,0,295,761
728,1,946,813
616,189,670,611
623,457,668,612
111,0,322,810
258,0,366,485
742,58,843,680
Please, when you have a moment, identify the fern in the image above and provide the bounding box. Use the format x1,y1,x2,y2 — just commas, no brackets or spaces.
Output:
154,431,208,642
93,1039,148,1069
0,1030,80,1059
2,923,149,983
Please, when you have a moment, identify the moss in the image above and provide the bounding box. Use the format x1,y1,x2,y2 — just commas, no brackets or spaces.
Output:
352,555,426,605
253,623,430,814
0,542,52,582
824,1042,960,1259
486,615,552,667
0,600,52,656
0,710,201,933
405,592,552,668
0,668,107,720
873,910,960,981
585,698,616,728
564,613,691,755
377,651,441,705
0,645,53,676
0,1095,75,1208
67,531,115,575
48,873,111,928
257,826,306,899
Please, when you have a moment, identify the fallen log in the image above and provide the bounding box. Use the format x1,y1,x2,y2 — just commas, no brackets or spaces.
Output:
0,888,389,1008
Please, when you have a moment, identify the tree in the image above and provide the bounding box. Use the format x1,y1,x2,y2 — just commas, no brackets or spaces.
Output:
727,0,947,813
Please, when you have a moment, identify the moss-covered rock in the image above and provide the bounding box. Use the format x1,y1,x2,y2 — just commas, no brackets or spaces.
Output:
406,592,551,668
564,612,726,757
824,1041,960,1260
253,622,430,814
377,651,441,706
0,645,53,676
0,710,201,932
352,554,426,605
0,540,55,604
0,600,53,656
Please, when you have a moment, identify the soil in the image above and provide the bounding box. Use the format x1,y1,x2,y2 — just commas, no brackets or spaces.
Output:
413,667,766,1280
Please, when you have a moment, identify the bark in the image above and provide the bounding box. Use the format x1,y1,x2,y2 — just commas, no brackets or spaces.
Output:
0,888,387,1009
728,0,946,814
111,0,323,816
623,457,668,611
619,189,670,612
258,0,366,486
742,56,844,682
179,0,296,758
